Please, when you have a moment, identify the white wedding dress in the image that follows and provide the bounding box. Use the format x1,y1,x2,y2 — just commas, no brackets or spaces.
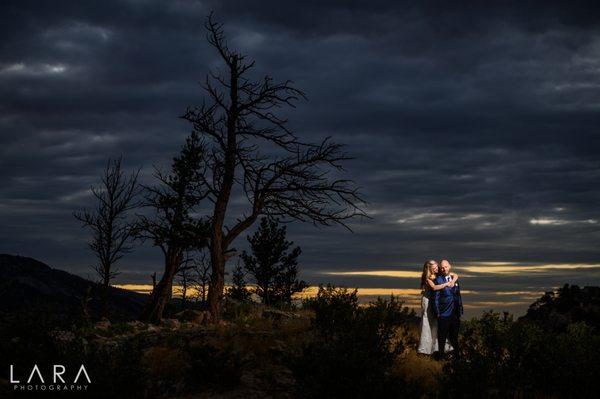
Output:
417,286,453,354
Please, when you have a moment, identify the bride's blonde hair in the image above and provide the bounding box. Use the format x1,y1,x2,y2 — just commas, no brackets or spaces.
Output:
420,260,437,290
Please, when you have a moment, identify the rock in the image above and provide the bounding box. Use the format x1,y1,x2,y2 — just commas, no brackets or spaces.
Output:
50,329,76,343
262,309,309,329
95,318,112,330
216,320,231,329
269,339,288,354
181,321,196,330
161,318,181,329
93,337,119,352
127,320,145,330
262,309,296,320
174,309,211,325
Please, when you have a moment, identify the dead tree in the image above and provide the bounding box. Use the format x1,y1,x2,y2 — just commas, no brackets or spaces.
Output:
138,131,210,323
74,157,140,318
189,250,211,305
81,286,92,323
182,15,366,320
151,272,157,291
177,255,195,309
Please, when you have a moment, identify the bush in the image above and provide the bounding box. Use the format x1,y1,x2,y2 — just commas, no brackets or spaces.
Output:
301,284,359,335
443,311,514,398
525,284,600,332
186,340,244,390
444,311,600,399
291,285,416,398
85,334,146,398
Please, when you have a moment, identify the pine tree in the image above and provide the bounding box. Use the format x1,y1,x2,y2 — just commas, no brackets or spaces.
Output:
227,262,251,302
241,217,307,306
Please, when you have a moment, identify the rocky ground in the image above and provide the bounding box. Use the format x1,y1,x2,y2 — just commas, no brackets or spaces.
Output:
44,307,315,398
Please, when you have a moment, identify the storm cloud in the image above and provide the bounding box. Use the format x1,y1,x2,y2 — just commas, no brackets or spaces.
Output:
2,0,600,315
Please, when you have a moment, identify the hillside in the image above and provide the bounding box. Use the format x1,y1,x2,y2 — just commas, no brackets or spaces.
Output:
0,254,147,321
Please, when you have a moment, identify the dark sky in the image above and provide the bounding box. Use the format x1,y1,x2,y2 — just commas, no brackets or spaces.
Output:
2,1,600,316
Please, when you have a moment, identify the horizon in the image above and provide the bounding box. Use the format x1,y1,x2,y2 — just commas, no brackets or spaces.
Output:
96,259,600,318
5,245,600,318
114,282,524,319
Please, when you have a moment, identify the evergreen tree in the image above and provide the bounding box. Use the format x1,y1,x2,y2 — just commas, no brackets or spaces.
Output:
226,262,251,302
241,218,307,306
137,131,211,323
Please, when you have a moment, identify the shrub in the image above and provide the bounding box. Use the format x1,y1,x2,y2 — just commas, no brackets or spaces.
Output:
301,284,359,335
186,340,244,390
443,311,514,398
444,311,600,399
291,285,416,398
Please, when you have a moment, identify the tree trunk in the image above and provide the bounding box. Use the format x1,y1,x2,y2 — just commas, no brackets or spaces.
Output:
181,272,187,310
140,252,181,323
208,247,225,320
207,56,239,321
102,278,110,319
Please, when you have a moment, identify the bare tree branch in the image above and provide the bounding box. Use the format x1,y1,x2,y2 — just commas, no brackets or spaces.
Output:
185,15,368,320
74,156,141,318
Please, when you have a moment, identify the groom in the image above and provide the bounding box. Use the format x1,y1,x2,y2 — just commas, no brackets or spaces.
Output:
433,259,463,359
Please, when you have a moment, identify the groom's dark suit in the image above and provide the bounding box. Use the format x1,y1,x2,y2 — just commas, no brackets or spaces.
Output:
433,274,463,357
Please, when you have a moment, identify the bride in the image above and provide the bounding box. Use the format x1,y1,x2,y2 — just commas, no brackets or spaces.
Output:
417,259,458,355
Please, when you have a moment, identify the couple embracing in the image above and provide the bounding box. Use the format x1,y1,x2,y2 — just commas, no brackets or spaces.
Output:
417,259,463,359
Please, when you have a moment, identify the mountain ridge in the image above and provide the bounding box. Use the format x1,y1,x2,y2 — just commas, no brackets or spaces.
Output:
0,254,147,321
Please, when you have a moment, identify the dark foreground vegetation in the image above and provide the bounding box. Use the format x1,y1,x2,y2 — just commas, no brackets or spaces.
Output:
1,274,599,398
445,284,600,399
